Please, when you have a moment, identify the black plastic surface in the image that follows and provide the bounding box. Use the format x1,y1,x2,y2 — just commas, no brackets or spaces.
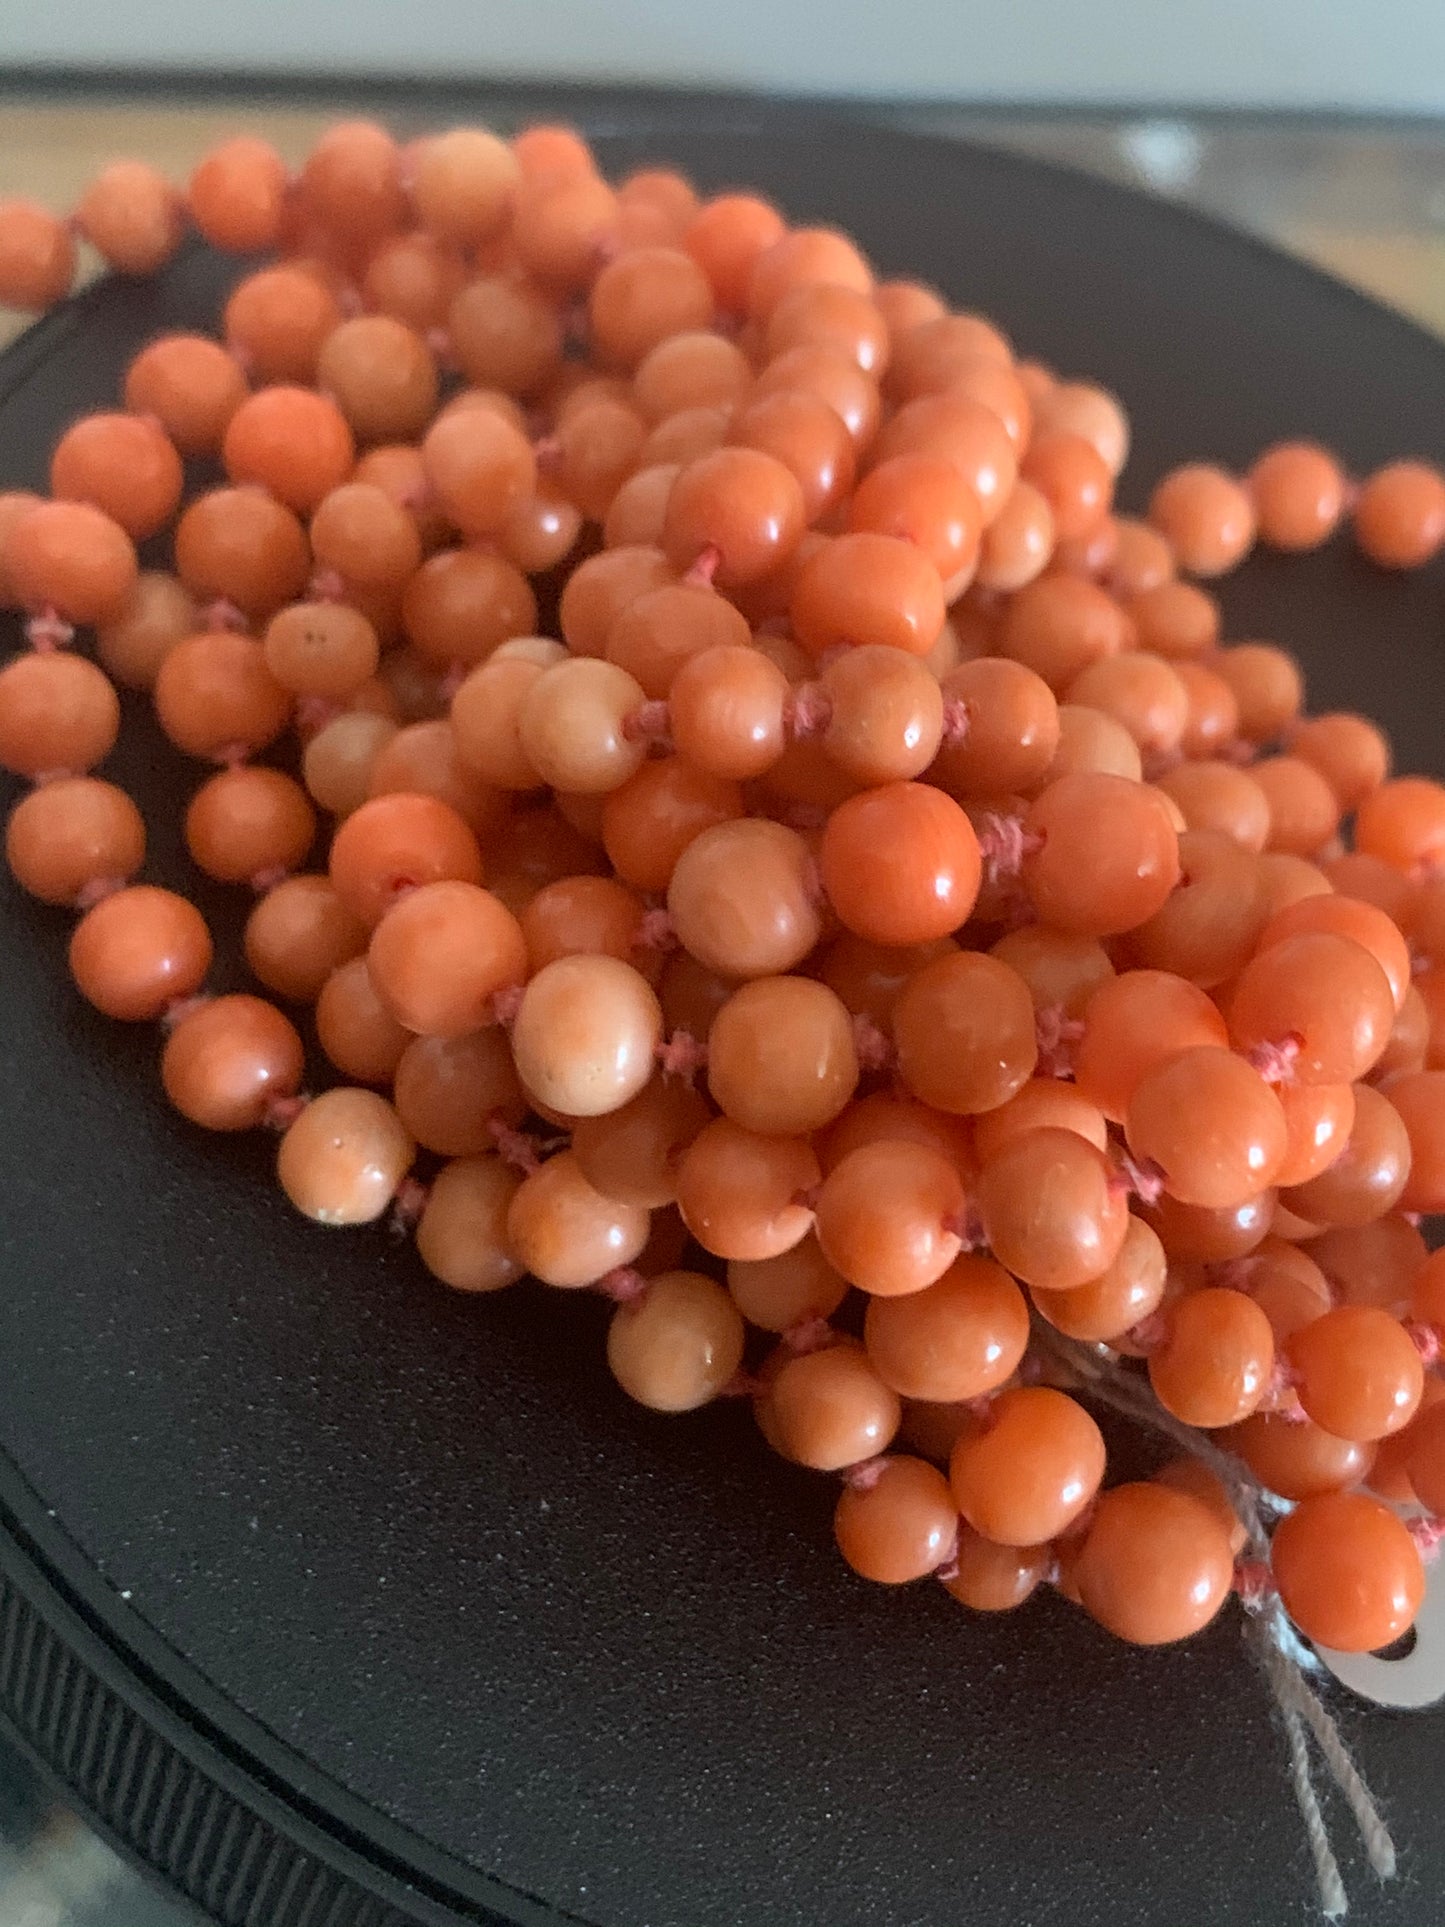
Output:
2,112,1445,1927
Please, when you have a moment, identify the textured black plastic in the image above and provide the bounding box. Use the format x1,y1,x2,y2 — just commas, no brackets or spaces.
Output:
0,1543,417,1927
2,110,1445,1927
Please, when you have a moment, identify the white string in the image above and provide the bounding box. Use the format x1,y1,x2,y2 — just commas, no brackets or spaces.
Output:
1273,1619,1397,1880
1271,1670,1349,1919
1035,1327,1398,1917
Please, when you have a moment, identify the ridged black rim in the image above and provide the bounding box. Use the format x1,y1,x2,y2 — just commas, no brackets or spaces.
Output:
0,1516,416,1925
0,1497,527,1927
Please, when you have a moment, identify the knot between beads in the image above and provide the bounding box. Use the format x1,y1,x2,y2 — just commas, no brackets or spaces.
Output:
1035,1004,1084,1079
1246,1033,1305,1085
25,608,73,652
976,812,1043,880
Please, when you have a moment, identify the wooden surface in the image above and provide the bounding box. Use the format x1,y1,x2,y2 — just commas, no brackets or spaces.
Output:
3,96,1445,342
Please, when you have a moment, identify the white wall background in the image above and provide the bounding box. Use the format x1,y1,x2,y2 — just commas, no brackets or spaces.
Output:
5,0,1445,114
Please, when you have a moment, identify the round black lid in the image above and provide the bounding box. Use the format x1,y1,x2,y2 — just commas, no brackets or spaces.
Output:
1,110,1443,1927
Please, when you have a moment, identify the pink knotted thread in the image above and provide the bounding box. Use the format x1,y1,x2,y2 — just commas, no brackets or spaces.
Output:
975,811,1043,879
31,767,78,787
563,295,593,349
437,661,469,704
851,1013,894,1073
842,1456,889,1492
489,982,526,1029
1408,1515,1445,1562
203,598,248,632
250,865,290,896
1035,1004,1084,1079
425,327,453,367
656,1028,707,1079
622,700,672,746
718,1368,764,1398
374,872,421,916
595,1266,648,1304
773,801,829,833
1246,1033,1304,1085
214,742,251,770
25,607,73,651
941,1202,988,1253
783,1317,835,1356
398,474,438,514
1262,1355,1307,1418
684,544,721,588
939,695,970,745
1234,1557,1275,1610
308,567,347,603
1111,1147,1166,1206
1057,1496,1097,1546
932,1528,963,1584
1142,746,1185,783
1221,736,1260,767
486,1114,544,1175
1213,1255,1259,1293
261,1091,309,1134
73,874,126,911
783,682,833,740
635,907,678,955
293,694,343,739
389,1176,429,1237
1405,1320,1442,1368
533,434,564,476
159,993,212,1034
792,1183,822,1214
1124,1310,1168,1354
335,284,364,320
